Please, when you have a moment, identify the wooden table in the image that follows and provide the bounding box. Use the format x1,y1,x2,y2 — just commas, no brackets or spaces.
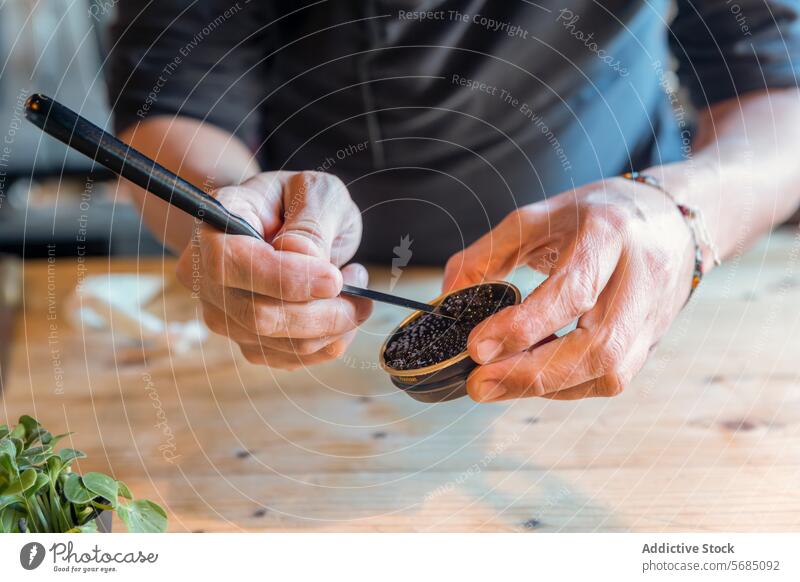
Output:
2,229,800,532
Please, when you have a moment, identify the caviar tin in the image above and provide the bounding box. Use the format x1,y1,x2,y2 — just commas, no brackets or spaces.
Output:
379,281,521,403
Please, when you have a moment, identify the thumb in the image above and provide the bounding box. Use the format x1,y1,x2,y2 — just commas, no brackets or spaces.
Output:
271,171,357,260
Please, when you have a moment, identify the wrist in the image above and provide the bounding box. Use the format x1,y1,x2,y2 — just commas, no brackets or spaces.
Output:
639,162,722,274
620,171,708,303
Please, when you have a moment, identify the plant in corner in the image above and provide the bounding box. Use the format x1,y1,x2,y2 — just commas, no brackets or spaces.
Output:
0,416,166,533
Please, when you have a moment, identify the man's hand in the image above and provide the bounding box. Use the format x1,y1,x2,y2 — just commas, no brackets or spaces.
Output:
176,171,372,369
443,178,697,402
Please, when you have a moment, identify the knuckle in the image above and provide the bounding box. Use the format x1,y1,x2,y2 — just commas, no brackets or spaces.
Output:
585,204,632,236
525,373,548,397
228,296,255,331
203,239,226,284
277,362,301,372
324,340,348,359
600,373,626,397
642,245,672,283
294,171,347,202
212,185,240,204
322,305,342,337
203,312,227,337
241,347,266,366
293,339,325,355
266,356,300,371
506,205,538,226
287,217,327,248
283,306,310,336
317,171,346,194
253,305,283,336
445,252,464,274
274,276,306,302
511,309,537,341
560,272,598,315
588,333,626,377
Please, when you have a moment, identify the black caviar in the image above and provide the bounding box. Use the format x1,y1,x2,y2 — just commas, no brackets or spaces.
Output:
384,284,515,370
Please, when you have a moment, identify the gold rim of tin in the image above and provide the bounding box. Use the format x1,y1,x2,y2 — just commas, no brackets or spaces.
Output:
379,281,521,378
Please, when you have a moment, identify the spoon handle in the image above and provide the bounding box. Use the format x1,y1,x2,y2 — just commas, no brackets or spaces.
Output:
341,285,451,318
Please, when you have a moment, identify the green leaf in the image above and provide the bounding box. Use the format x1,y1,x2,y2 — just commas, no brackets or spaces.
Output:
117,481,133,500
0,455,14,487
21,444,53,458
0,494,22,511
47,482,70,532
117,500,167,533
0,438,16,460
19,444,55,468
58,448,86,465
9,437,24,456
67,519,99,533
63,474,95,504
27,428,51,446
90,499,114,512
0,455,16,477
48,433,72,448
0,507,22,533
27,473,50,497
0,425,8,439
0,445,16,479
2,468,36,495
0,507,12,532
18,415,40,437
47,455,62,474
82,472,118,507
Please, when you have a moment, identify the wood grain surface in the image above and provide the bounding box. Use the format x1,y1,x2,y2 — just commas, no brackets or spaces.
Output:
2,229,800,532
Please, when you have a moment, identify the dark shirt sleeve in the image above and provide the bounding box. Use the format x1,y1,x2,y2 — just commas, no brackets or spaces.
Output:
107,1,269,146
670,0,800,106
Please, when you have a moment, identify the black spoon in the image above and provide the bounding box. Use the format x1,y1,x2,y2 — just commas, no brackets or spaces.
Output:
24,93,452,319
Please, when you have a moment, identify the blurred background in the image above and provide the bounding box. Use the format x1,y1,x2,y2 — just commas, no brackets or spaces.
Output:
0,0,163,258
1,0,797,262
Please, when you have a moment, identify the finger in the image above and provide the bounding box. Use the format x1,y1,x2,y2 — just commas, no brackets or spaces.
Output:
466,329,604,402
194,226,344,301
202,286,369,339
539,379,616,400
201,260,371,338
182,182,344,301
540,342,651,400
271,172,361,265
467,263,651,402
467,222,623,364
202,303,342,355
227,263,370,350
240,330,357,370
230,171,295,238
442,206,552,292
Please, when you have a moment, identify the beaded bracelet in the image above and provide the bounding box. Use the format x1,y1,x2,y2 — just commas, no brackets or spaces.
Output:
621,171,719,301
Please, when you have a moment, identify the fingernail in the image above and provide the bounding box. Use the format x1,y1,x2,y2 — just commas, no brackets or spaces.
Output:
353,264,369,286
476,381,507,402
476,339,503,363
311,276,339,298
